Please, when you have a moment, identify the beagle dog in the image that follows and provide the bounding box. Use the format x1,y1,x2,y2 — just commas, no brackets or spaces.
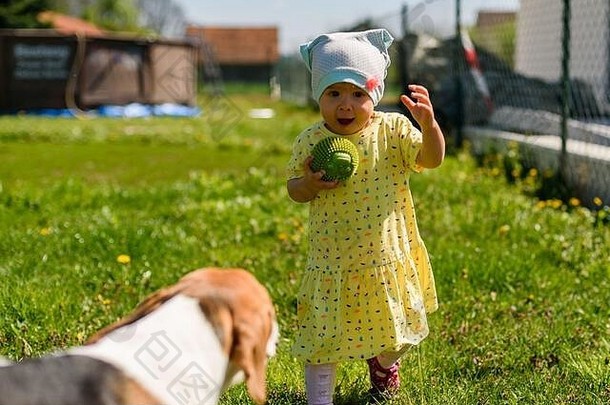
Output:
0,268,279,405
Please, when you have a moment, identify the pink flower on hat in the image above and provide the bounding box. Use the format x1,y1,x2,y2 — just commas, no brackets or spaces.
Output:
365,76,380,91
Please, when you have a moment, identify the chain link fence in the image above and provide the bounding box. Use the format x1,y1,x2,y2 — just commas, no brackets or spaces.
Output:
277,0,610,208
462,0,609,208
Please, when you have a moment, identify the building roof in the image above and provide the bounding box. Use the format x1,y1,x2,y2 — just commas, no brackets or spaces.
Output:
37,11,104,36
186,26,279,65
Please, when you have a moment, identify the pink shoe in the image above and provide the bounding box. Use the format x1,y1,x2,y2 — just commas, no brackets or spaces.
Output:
366,356,400,397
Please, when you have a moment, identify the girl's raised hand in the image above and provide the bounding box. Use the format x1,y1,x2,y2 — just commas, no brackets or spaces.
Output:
400,84,445,168
400,84,436,132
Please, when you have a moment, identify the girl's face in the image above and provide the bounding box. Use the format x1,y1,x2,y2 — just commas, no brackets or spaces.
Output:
319,82,374,135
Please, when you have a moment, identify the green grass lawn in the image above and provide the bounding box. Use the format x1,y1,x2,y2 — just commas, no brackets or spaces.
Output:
1,92,609,404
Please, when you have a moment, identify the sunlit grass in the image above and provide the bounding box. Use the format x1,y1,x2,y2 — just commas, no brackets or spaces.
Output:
0,92,609,404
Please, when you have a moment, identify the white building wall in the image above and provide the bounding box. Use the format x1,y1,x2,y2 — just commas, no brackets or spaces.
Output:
515,0,609,103
515,0,563,81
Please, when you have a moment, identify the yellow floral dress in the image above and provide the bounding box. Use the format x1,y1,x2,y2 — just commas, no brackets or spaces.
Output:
286,111,438,365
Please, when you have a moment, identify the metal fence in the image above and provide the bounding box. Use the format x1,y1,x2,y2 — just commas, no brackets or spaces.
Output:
461,0,609,207
277,0,610,207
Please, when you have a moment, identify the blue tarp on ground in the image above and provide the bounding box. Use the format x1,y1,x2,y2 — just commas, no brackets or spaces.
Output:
1,103,201,118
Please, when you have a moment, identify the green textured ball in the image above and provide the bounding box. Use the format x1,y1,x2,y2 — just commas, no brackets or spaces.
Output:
310,136,359,181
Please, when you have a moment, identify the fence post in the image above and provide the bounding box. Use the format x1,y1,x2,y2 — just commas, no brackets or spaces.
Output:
454,0,464,148
399,3,409,93
560,0,571,180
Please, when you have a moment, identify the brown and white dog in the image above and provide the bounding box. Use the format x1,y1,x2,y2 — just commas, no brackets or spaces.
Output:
0,268,279,405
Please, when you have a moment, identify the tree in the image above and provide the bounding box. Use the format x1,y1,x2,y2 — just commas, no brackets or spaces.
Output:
135,0,186,38
469,21,516,68
83,0,139,32
0,0,51,28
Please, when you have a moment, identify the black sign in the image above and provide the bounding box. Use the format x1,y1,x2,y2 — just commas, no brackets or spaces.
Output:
12,43,71,80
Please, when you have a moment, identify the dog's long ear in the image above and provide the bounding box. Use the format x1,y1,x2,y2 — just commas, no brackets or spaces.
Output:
87,285,181,344
197,297,234,354
231,310,273,405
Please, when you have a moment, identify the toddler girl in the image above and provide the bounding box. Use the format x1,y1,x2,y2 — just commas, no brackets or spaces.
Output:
286,29,445,404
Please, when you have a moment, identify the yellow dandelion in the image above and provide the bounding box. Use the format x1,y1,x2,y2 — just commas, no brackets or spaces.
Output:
550,199,563,209
39,227,52,236
499,224,511,235
568,197,581,207
96,294,111,306
278,232,289,241
593,197,603,207
117,254,131,264
528,168,538,177
535,200,547,209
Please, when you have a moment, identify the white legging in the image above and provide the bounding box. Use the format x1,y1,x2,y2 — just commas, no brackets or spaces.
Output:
304,349,406,405
305,363,337,405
